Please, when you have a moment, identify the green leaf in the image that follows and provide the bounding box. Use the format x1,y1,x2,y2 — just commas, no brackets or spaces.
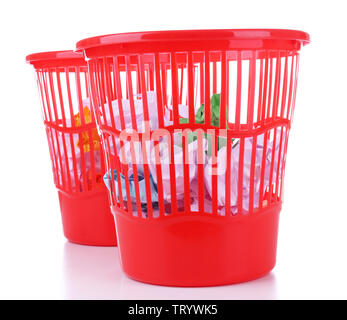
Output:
211,93,221,119
177,93,231,153
179,117,189,124
195,104,205,124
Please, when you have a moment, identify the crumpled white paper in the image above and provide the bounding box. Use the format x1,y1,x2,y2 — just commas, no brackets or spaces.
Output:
100,91,160,132
147,135,208,202
203,128,286,213
100,92,203,203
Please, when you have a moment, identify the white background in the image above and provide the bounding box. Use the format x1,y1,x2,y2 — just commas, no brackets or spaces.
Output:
0,0,346,299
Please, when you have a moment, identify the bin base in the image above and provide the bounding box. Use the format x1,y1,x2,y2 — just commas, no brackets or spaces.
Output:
59,191,117,246
114,204,281,287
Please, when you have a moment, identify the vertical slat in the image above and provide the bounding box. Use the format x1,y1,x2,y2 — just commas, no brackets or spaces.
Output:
85,96,96,191
182,129,191,212
153,53,165,216
247,51,256,130
225,131,232,215
56,70,72,193
153,139,165,216
75,66,88,192
139,56,151,124
84,70,89,98
171,52,180,126
136,64,140,96
129,139,143,217
112,63,117,100
268,128,277,202
275,126,285,197
169,52,179,214
226,56,230,122
197,130,204,213
169,132,178,214
86,61,98,120
119,137,133,215
179,64,184,105
248,135,257,213
193,65,198,108
93,61,107,127
154,53,165,128
125,56,139,132
266,56,273,120
97,60,109,127
220,51,227,129
187,52,195,124
212,60,217,94
211,131,218,214
199,61,204,106
272,51,281,120
259,130,268,208
113,57,126,129
139,54,154,217
261,51,269,126
160,63,168,110
279,127,289,199
75,66,86,118
290,53,300,122
64,69,76,126
36,71,48,122
104,135,117,208
149,66,154,91
286,53,295,120
280,53,289,118
237,137,245,214
146,67,149,92
235,51,242,130
65,69,79,193
204,51,211,126
98,59,107,107
257,57,264,124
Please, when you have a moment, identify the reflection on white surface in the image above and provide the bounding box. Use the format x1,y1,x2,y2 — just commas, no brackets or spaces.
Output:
63,242,124,299
63,242,279,300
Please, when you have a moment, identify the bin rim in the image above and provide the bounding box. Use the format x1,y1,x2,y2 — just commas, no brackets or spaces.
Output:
76,29,310,51
26,50,84,63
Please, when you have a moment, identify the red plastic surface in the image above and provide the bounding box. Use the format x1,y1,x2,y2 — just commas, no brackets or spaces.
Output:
114,204,280,286
77,29,310,285
27,50,116,246
76,29,310,53
59,190,116,246
26,50,86,68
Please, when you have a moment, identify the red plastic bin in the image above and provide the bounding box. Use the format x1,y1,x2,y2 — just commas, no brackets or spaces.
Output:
26,51,117,246
77,29,310,285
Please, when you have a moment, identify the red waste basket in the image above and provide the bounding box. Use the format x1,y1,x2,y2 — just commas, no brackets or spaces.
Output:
26,51,117,246
77,29,310,285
